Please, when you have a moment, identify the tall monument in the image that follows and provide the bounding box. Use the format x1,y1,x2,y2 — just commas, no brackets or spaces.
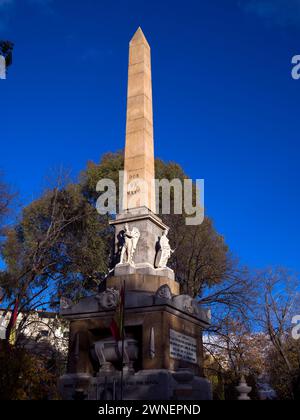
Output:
111,28,173,282
123,27,155,213
59,28,212,401
110,27,174,282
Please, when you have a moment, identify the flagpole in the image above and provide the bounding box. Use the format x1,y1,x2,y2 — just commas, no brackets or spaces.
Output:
120,279,125,401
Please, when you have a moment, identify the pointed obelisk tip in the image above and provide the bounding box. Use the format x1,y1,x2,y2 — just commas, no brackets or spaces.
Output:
130,26,149,46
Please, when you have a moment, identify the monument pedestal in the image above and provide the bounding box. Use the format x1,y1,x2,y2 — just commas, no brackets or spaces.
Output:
59,282,212,400
59,199,211,401
107,273,179,295
110,206,175,280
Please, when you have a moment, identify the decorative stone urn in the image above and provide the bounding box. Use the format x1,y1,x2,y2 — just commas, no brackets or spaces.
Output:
236,375,252,400
94,338,139,375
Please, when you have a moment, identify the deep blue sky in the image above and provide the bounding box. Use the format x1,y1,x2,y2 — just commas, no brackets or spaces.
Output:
0,0,300,273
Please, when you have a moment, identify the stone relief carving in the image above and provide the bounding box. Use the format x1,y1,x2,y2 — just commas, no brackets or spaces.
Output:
155,229,174,268
60,296,73,310
119,223,140,265
155,284,172,300
96,288,120,310
183,299,196,314
172,294,201,316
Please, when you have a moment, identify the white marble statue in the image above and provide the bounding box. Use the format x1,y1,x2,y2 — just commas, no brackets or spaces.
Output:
120,223,140,265
156,229,174,268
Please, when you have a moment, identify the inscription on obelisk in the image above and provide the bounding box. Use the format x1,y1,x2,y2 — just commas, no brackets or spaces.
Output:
123,27,156,213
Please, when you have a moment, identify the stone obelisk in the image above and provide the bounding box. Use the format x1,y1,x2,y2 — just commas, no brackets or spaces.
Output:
110,27,175,282
123,27,155,213
110,28,173,278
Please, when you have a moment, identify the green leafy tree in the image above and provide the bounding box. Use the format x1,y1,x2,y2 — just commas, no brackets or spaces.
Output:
1,151,247,347
0,172,14,232
0,180,111,339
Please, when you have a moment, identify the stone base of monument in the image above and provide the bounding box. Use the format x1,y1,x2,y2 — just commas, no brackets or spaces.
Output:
107,273,179,294
114,262,136,276
59,283,212,401
114,262,174,280
59,369,212,400
154,266,175,280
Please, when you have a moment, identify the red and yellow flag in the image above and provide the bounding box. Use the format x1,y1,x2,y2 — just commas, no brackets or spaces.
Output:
0,287,4,304
110,285,125,341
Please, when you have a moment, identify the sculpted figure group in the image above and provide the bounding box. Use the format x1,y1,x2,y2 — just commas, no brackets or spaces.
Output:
119,224,174,268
